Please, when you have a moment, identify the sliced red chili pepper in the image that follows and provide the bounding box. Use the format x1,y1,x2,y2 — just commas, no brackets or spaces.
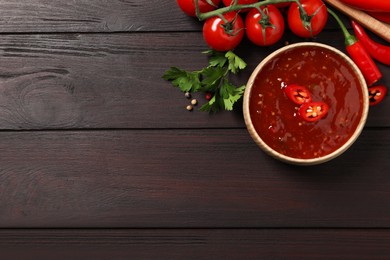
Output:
328,9,382,86
368,85,387,106
299,101,329,122
284,84,312,105
351,20,390,66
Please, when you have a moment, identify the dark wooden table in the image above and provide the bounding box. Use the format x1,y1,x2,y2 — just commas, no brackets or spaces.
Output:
0,1,389,259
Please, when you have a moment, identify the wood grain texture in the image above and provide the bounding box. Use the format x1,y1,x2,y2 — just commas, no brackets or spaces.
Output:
324,0,390,42
0,129,389,228
0,0,202,32
0,1,389,255
0,0,349,33
0,32,388,130
1,229,390,259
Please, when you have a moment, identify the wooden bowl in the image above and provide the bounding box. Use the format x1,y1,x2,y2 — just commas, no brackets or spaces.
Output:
243,42,369,165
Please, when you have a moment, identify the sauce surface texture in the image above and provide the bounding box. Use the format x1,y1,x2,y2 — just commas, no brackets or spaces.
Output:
249,46,364,159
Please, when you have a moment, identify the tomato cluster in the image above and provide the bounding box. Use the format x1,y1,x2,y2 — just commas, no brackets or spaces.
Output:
176,0,328,51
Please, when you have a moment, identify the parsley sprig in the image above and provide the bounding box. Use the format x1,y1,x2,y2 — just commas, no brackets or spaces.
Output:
163,50,247,113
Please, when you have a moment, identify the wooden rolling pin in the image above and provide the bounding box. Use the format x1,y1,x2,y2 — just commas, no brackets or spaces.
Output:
324,0,390,42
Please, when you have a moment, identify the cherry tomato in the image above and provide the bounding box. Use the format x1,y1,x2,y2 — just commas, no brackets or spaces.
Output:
284,84,312,105
299,101,329,122
245,5,285,46
203,12,244,51
368,85,387,106
176,0,221,17
287,0,328,38
222,0,258,12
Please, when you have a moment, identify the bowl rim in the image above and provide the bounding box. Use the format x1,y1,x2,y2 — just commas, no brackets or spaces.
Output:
243,42,369,165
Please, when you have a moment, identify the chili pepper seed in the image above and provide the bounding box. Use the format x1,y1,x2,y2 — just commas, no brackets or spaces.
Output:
186,105,193,111
191,99,197,105
185,92,191,99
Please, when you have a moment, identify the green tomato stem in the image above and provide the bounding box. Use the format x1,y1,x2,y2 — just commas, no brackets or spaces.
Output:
196,0,300,21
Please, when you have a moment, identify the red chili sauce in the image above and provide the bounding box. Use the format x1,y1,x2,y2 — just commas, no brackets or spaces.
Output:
249,46,364,159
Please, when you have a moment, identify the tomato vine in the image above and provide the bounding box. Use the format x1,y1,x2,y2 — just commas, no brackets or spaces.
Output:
195,0,299,20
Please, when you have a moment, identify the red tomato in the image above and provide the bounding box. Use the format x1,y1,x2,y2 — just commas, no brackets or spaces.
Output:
203,12,244,51
287,0,328,38
284,84,312,105
222,0,258,12
176,0,221,17
245,5,285,46
368,85,387,106
299,101,329,122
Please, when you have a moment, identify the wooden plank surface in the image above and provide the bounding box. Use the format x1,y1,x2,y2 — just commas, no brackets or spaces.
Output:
0,0,349,33
0,32,388,130
0,0,202,32
1,229,390,260
0,0,389,258
1,129,389,228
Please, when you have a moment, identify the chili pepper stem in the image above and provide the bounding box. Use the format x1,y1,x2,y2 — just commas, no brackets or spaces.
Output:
327,8,356,46
327,8,382,86
195,0,300,21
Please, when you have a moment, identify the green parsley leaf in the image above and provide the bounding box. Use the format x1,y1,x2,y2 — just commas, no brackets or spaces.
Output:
207,51,228,68
162,67,201,92
163,50,247,113
201,66,224,92
220,80,246,111
225,51,247,74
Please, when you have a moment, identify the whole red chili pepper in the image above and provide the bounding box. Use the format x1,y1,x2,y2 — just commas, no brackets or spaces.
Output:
328,9,382,86
368,85,387,106
338,0,390,12
351,20,390,66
